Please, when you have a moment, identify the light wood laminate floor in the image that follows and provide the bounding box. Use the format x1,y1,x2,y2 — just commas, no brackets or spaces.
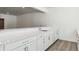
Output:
47,40,78,51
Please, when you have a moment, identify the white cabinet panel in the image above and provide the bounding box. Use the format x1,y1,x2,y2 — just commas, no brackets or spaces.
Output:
44,35,49,49
44,32,52,49
48,34,53,46
0,45,4,51
52,31,57,43
27,37,37,51
5,37,37,51
5,40,28,51
37,31,57,51
37,35,44,51
11,45,27,51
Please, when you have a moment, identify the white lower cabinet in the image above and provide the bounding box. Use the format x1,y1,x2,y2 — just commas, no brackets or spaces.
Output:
37,35,45,51
0,27,58,51
51,31,57,43
48,35,53,46
37,31,57,51
43,32,52,50
1,30,57,51
44,34,50,49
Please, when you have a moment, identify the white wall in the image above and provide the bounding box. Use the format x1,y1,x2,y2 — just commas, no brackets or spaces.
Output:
50,7,79,42
0,14,17,29
17,7,79,42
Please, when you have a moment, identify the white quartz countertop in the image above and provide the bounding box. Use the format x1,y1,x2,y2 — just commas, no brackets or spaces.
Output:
0,27,52,44
0,28,39,44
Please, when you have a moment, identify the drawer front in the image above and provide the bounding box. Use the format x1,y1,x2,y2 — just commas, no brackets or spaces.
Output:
4,37,36,51
5,40,29,51
11,45,27,51
10,40,36,51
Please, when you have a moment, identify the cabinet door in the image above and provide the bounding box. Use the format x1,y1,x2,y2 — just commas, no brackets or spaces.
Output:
37,35,44,51
44,34,49,49
48,36,52,46
49,33,54,45
0,45,4,51
52,31,57,43
12,37,37,51
44,32,53,50
27,37,37,51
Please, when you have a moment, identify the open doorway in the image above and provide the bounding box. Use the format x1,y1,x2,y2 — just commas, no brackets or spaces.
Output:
0,18,4,29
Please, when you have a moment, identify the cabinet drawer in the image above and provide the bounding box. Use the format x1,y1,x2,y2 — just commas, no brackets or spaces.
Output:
10,44,26,51
5,37,36,51
11,41,35,51
5,40,29,51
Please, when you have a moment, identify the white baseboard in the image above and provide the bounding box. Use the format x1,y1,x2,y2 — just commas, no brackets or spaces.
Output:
58,38,77,42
